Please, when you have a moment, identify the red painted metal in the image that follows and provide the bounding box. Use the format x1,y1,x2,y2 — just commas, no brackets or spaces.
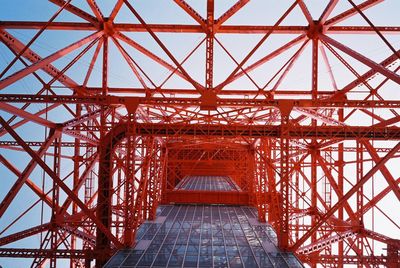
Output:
0,1,400,267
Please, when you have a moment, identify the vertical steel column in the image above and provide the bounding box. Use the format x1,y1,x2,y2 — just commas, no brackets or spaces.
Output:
310,37,319,267
50,135,61,268
115,151,123,240
337,109,344,268
96,33,111,268
254,140,267,222
387,240,400,268
153,141,167,220
294,155,300,242
310,145,318,268
268,139,280,225
102,34,108,96
71,103,81,268
143,138,152,220
279,101,293,250
95,118,113,267
356,141,364,267
123,110,136,247
311,37,319,100
161,146,169,202
206,0,214,90
130,137,151,240
146,140,163,221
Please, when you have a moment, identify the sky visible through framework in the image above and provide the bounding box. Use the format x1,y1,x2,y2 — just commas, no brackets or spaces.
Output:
0,0,400,267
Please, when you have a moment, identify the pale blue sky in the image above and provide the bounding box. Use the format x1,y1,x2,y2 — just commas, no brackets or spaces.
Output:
1,1,400,267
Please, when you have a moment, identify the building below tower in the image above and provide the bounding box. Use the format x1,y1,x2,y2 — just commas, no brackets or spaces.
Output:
104,176,303,268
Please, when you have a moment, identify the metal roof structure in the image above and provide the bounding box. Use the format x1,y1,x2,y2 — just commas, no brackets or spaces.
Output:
175,176,241,191
105,204,303,268
0,1,400,267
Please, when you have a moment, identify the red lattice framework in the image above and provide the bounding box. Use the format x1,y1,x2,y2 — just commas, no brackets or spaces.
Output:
0,0,400,267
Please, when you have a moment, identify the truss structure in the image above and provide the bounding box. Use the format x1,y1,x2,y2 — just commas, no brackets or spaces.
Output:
0,0,400,267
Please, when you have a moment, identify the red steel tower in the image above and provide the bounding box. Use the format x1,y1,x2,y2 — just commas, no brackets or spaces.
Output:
0,0,399,267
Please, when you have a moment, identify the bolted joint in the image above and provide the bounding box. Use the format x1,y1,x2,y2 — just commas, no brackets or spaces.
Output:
124,98,139,115
307,20,323,40
72,155,83,162
102,18,114,37
125,99,138,136
331,90,348,101
126,118,136,136
308,143,319,153
200,91,218,111
278,100,294,122
265,91,275,100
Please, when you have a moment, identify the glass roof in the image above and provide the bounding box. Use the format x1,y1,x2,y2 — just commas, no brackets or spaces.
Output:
104,204,303,268
175,176,241,191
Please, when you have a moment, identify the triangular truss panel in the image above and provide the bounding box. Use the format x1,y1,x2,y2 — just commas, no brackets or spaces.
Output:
0,1,400,267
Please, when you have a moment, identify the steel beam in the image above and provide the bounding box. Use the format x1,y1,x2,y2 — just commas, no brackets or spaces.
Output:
3,94,400,109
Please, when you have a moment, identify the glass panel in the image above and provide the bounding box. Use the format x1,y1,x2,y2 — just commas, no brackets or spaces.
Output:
173,244,186,255
158,244,173,255
213,245,226,255
242,255,258,268
184,255,198,267
186,245,199,255
239,246,252,256
168,254,184,266
199,254,213,267
146,243,161,254
200,245,212,255
120,253,141,266
105,252,128,266
174,176,240,191
256,255,273,267
105,204,303,268
213,255,228,266
229,255,243,268
137,254,155,266
153,254,169,266
270,255,289,268
226,245,239,256
283,254,303,267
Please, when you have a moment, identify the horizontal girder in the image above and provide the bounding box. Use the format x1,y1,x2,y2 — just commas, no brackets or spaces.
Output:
299,254,392,265
0,248,97,259
1,22,399,34
2,94,400,108
129,123,400,139
1,1,400,267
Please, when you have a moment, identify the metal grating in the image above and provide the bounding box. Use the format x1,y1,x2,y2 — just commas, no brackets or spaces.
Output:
175,176,241,191
104,205,303,267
